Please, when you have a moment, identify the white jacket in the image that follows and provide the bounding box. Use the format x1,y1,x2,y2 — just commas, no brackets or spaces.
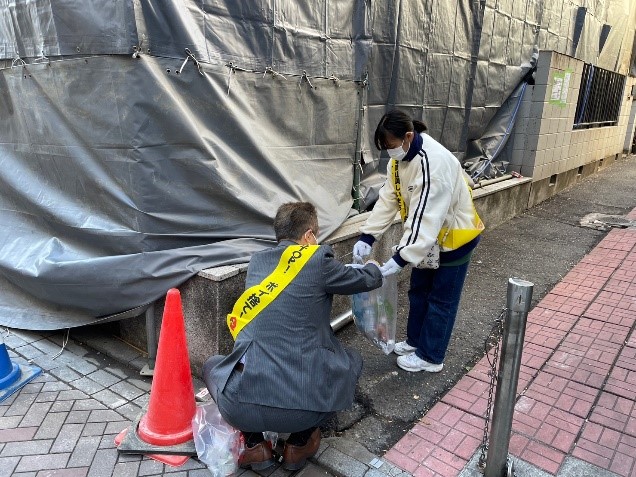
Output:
360,133,484,266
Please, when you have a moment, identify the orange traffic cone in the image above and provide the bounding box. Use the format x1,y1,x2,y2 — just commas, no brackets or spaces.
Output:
116,289,197,466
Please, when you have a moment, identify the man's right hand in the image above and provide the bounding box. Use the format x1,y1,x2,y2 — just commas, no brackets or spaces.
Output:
352,240,372,263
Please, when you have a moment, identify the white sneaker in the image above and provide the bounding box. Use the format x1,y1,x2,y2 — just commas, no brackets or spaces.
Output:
393,341,417,356
397,353,444,373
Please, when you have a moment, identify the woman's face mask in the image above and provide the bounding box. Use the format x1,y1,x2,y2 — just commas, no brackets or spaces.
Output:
387,139,406,160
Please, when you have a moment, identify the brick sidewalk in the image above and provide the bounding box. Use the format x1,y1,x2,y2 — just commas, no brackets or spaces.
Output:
384,210,636,476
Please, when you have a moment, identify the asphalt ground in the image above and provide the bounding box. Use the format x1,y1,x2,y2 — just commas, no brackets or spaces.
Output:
329,154,636,455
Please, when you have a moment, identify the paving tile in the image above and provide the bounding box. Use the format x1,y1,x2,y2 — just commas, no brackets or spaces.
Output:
68,435,102,467
523,371,597,418
42,382,72,393
572,421,634,474
104,366,133,380
60,354,99,375
525,306,579,332
49,366,82,383
34,412,68,439
87,448,118,477
112,461,141,477
1,438,53,456
57,390,90,401
91,389,127,409
383,449,419,474
35,391,61,403
51,423,85,453
50,401,74,413
615,344,636,371
109,381,146,401
14,452,70,472
609,452,635,477
105,421,131,434
604,365,636,400
417,447,466,475
0,456,20,477
0,415,21,428
35,468,89,476
513,396,584,453
5,392,37,416
115,403,143,422
523,322,566,349
440,376,488,417
126,379,151,393
82,422,107,436
520,342,553,370
98,433,118,450
548,281,600,303
88,409,126,423
65,410,91,424
14,344,46,360
604,278,636,297
0,427,37,443
70,377,106,396
537,292,590,316
20,382,45,394
391,431,422,455
71,400,107,412
87,370,122,388
512,435,565,475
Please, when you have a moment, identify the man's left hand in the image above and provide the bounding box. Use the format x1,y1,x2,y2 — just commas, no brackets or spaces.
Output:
379,258,403,277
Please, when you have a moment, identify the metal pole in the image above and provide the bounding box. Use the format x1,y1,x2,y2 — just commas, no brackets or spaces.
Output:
484,278,533,477
140,303,156,377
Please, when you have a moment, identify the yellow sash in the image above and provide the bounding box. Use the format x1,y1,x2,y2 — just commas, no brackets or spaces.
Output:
227,244,319,340
392,160,483,249
391,160,408,222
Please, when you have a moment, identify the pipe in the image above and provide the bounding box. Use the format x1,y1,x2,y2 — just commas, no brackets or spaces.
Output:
331,310,354,332
484,278,533,477
472,174,514,189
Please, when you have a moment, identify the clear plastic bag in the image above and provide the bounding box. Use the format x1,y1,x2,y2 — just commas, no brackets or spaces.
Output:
192,401,244,477
350,265,397,354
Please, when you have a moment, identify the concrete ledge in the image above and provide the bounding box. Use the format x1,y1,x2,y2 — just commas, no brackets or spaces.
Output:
314,437,411,477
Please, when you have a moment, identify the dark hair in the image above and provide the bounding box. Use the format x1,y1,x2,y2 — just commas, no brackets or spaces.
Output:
274,202,318,242
374,110,427,150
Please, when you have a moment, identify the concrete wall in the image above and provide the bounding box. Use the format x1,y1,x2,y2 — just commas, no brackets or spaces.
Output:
506,50,636,206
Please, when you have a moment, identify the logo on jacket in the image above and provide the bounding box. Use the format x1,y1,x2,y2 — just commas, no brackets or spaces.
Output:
407,186,415,192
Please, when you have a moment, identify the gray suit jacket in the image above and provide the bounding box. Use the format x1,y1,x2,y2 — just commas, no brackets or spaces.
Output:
204,241,383,413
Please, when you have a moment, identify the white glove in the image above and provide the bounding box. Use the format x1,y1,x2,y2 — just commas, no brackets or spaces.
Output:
379,258,403,277
352,240,372,263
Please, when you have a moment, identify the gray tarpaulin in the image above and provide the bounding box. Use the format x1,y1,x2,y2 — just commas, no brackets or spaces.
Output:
1,0,634,329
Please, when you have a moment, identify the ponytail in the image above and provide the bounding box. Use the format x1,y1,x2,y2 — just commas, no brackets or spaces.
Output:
374,110,428,150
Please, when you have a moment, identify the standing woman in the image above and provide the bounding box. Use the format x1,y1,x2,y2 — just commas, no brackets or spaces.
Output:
352,110,484,373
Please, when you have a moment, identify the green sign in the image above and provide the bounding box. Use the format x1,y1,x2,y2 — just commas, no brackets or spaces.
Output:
549,69,573,107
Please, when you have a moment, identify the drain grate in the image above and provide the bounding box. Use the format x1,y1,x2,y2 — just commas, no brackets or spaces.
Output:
580,213,636,231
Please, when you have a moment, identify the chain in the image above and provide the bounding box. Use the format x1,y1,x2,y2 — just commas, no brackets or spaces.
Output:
478,307,507,472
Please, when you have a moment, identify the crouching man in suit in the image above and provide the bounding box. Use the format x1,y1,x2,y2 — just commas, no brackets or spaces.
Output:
203,202,383,471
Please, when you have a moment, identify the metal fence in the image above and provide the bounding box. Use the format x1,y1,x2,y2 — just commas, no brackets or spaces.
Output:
574,64,626,129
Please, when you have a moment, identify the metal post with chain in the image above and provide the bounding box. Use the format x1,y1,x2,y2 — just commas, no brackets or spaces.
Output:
478,308,506,472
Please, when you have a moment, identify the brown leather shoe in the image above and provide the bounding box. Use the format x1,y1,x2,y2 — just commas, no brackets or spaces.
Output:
282,428,321,470
239,441,275,471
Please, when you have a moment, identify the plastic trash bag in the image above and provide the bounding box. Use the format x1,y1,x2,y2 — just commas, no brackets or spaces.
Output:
192,401,244,476
350,265,397,354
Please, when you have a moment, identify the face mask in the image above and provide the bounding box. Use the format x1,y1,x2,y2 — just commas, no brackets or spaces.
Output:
310,231,319,245
387,139,406,160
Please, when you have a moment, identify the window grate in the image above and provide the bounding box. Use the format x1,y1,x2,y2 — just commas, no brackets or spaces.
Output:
574,64,625,129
